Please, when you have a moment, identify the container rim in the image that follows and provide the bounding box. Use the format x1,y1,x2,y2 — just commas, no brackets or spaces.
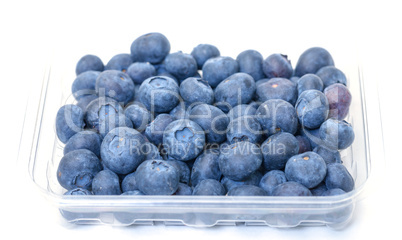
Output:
39,182,360,210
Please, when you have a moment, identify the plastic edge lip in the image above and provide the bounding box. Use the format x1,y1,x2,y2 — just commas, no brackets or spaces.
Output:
18,65,51,185
352,63,386,203
47,191,357,210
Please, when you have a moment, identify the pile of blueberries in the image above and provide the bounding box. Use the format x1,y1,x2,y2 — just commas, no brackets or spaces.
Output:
56,32,355,198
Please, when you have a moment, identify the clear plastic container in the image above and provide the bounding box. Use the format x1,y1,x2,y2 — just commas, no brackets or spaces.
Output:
18,41,385,229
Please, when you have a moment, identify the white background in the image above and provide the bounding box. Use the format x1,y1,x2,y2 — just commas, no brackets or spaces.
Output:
1,0,401,239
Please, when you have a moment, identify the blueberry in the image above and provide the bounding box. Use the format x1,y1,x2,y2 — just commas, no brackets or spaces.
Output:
174,183,193,195
259,170,287,196
138,76,180,113
262,53,293,79
248,101,261,110
75,54,104,75
92,170,122,195
153,62,167,73
236,49,266,81
167,159,191,184
190,149,221,187
313,145,342,165
121,190,145,196
124,103,151,132
188,103,229,144
76,94,98,111
310,182,328,196
135,160,179,195
285,151,327,189
255,77,269,88
121,171,138,193
169,103,188,120
163,119,205,161
98,112,133,138
95,70,135,105
255,99,298,136
316,66,347,88
319,118,355,150
126,63,155,85
218,141,262,181
57,149,102,190
191,44,220,69
71,71,100,100
56,104,85,143
157,72,180,85
202,56,239,88
180,77,214,106
64,188,93,196
143,141,163,160
272,181,313,196
261,132,299,171
295,89,329,129
192,179,226,196
289,76,300,85
185,158,196,171
144,113,174,146
325,163,354,192
104,53,133,72
227,185,267,196
153,63,179,83
164,51,198,82
131,84,142,102
130,32,170,64
321,188,346,196
299,127,322,149
324,83,352,120
294,47,334,77
226,116,262,144
297,73,324,96
84,97,124,132
295,135,312,154
221,171,263,192
64,130,102,158
100,127,146,175
214,72,256,112
227,104,257,122
256,78,297,105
